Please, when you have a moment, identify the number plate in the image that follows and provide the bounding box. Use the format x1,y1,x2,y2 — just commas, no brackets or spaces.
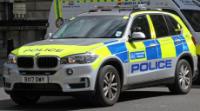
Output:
22,76,48,83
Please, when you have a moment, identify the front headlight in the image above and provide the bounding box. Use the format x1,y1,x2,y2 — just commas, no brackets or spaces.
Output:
7,54,17,64
61,53,98,64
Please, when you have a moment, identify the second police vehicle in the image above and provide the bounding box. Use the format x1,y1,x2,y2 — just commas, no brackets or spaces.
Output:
3,5,198,106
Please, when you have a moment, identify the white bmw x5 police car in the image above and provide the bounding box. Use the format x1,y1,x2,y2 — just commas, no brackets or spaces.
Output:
3,8,198,106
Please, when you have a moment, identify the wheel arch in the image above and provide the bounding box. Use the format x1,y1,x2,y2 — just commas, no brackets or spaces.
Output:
177,53,194,75
95,57,125,89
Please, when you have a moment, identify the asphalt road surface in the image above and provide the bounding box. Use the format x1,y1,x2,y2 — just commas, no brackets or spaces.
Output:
0,86,200,111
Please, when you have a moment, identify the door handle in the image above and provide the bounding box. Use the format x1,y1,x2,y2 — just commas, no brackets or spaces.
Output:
149,44,157,47
175,39,181,42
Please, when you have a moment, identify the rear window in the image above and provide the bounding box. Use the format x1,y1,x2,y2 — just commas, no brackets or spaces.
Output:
165,15,182,35
150,15,169,38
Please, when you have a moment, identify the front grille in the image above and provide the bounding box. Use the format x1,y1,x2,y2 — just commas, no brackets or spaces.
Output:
19,71,56,75
37,57,58,68
17,57,34,68
13,83,62,92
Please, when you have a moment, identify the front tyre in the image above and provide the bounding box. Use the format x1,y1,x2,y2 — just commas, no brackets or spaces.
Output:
10,93,40,105
94,65,121,106
168,59,192,94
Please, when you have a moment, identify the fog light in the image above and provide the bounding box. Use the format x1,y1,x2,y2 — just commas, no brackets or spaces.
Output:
66,68,73,75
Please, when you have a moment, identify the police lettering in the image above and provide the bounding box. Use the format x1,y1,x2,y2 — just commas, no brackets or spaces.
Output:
131,60,172,73
23,48,64,53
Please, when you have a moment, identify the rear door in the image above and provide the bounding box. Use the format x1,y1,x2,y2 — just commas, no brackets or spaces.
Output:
164,15,190,56
149,14,181,79
150,14,177,59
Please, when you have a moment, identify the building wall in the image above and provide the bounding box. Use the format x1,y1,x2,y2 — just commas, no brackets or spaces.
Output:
0,4,3,20
0,0,52,58
26,0,52,20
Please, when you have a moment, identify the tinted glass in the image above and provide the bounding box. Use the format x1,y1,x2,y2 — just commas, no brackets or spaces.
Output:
131,15,151,39
151,15,169,38
52,16,128,39
165,15,182,35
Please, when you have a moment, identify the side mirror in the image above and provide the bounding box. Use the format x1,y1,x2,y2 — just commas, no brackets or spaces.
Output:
129,32,146,42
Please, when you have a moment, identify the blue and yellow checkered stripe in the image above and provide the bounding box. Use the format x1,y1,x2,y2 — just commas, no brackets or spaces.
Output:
102,35,189,63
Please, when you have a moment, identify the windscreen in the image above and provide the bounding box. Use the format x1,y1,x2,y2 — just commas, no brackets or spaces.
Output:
52,16,128,39
182,10,200,32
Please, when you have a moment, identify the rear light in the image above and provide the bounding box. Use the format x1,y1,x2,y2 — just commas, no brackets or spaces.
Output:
192,36,197,45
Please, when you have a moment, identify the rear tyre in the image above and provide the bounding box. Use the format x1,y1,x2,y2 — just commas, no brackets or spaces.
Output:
10,93,40,105
93,65,121,106
168,59,192,94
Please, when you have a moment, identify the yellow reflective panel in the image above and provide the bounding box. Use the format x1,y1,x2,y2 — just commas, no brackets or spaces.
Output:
146,15,156,39
196,45,200,56
54,0,63,19
13,43,104,58
185,37,196,56
59,0,63,17
169,13,196,56
157,37,176,58
91,45,112,70
54,0,58,19
126,41,147,63
123,16,129,20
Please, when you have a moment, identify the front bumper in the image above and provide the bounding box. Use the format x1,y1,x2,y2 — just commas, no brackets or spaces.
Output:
3,63,98,94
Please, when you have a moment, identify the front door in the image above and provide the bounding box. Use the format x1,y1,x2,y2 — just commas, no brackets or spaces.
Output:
127,14,161,84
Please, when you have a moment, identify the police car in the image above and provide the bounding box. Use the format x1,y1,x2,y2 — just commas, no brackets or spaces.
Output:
3,7,198,106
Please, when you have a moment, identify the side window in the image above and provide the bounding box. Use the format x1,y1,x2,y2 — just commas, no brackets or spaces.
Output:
165,15,182,35
131,15,151,39
150,15,169,38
